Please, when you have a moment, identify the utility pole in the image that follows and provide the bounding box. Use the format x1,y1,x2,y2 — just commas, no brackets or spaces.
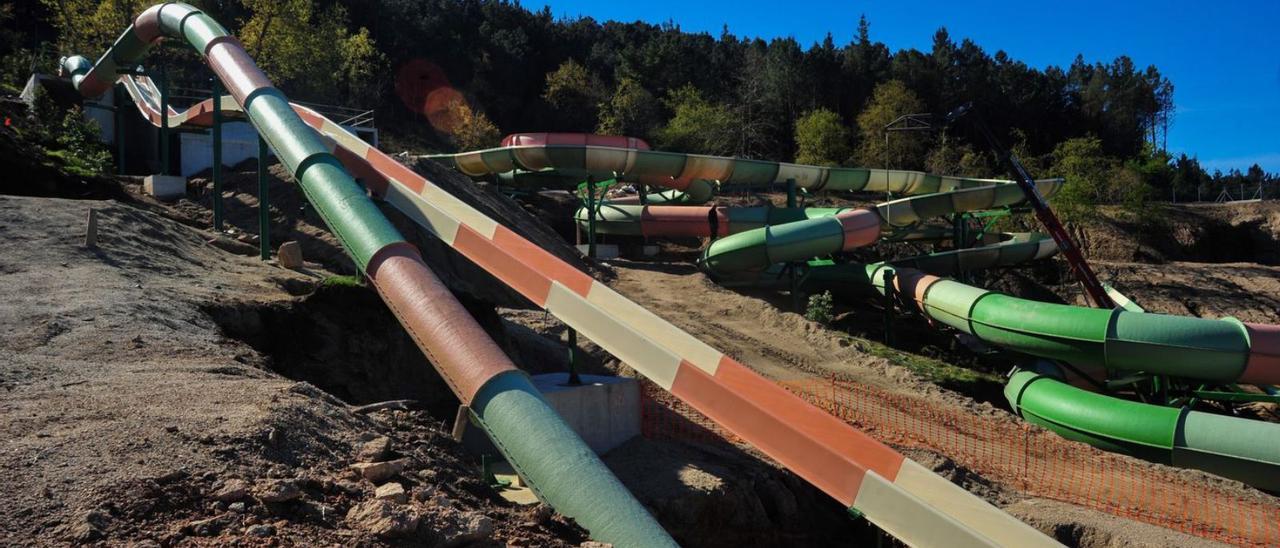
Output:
946,103,1115,309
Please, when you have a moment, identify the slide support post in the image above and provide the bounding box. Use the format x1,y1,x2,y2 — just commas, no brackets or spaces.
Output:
211,78,223,231
157,66,169,175
257,135,269,260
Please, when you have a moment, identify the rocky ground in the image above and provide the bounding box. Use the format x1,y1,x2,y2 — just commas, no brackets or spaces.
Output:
0,194,602,546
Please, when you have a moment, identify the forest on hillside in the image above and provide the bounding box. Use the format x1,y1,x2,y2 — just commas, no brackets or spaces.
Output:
2,0,1276,210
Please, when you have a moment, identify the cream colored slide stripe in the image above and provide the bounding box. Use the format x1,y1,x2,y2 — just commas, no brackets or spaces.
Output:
547,284,686,389
853,472,1001,548
584,283,725,376
891,460,1059,547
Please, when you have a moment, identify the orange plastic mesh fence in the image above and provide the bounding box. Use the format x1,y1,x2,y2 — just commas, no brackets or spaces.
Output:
638,377,1280,545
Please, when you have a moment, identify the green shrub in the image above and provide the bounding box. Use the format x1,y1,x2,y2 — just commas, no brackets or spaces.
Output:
805,290,834,324
54,107,112,176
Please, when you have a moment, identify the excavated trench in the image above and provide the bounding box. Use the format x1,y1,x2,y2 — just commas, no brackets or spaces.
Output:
203,283,462,417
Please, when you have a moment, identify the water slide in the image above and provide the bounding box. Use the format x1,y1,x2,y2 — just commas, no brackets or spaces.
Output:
857,263,1280,490
59,3,1060,546
432,138,1280,491
59,5,673,546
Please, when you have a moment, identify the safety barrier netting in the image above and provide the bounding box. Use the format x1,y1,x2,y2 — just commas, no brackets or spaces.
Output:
639,377,1280,545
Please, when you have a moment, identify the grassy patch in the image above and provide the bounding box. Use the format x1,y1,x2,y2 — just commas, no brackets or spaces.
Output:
320,275,364,288
843,335,1004,394
43,148,107,178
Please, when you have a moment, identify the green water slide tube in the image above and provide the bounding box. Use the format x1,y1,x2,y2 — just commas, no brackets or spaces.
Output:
1006,370,1280,490
846,262,1280,489
860,263,1280,385
501,170,718,205
59,4,673,545
701,179,1063,276
429,139,1064,198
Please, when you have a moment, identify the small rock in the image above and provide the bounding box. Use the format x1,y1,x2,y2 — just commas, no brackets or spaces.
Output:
277,241,304,270
356,436,393,463
345,499,420,538
213,479,250,502
527,503,552,524
350,458,409,483
374,482,408,504
66,522,103,543
265,428,282,447
246,524,275,537
441,511,493,546
333,480,364,496
182,516,226,537
254,479,302,503
228,502,247,513
63,509,113,541
412,484,437,502
579,542,613,548
300,500,335,522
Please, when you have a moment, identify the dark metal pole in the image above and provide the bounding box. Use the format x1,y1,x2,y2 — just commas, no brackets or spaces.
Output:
257,136,270,260
114,84,125,174
211,78,224,231
157,67,169,175
786,178,797,208
882,269,896,346
585,174,597,258
566,328,582,386
946,103,1114,308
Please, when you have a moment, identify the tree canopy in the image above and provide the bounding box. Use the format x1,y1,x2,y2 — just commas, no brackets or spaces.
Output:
5,0,1274,207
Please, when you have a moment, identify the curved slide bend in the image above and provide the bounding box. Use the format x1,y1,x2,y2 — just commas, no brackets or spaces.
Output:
481,133,719,205
855,263,1280,490
64,5,1061,546
59,4,673,546
430,139,1060,198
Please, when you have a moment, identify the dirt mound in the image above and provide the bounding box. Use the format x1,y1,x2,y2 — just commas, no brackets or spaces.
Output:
1065,203,1280,265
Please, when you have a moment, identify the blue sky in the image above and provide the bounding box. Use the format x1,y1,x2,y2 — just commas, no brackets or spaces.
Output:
536,0,1280,173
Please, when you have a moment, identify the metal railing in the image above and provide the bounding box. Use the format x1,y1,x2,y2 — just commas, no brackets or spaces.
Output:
169,85,376,129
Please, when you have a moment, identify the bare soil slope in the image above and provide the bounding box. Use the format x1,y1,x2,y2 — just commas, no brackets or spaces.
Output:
0,195,590,546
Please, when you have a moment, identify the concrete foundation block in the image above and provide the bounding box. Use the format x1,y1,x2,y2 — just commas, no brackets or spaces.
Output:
532,373,640,455
575,244,620,260
144,175,186,201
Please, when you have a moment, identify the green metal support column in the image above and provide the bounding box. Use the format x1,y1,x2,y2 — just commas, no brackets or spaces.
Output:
586,176,593,259
257,135,270,260
882,269,896,346
211,78,224,231
952,213,969,283
566,328,582,386
157,66,168,175
113,83,125,174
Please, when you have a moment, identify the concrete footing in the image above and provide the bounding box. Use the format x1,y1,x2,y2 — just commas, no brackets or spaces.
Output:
575,244,620,260
463,373,640,457
143,175,186,200
532,373,640,455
